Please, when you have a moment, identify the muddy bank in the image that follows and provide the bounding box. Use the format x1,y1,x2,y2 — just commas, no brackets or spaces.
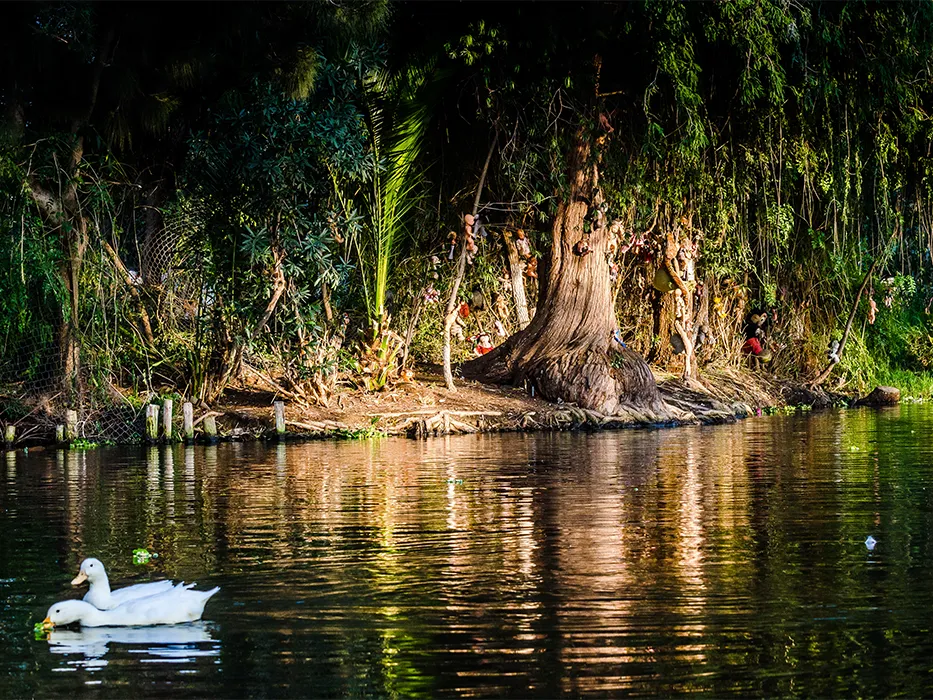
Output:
206,365,849,441
0,365,857,447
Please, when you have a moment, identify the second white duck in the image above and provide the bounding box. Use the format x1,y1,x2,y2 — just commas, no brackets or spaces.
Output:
45,582,221,627
72,557,174,610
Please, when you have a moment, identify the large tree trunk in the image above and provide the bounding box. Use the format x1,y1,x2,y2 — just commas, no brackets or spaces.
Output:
463,129,671,418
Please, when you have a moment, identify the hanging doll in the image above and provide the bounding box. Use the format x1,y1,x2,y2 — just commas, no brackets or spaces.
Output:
473,332,495,356
515,229,531,258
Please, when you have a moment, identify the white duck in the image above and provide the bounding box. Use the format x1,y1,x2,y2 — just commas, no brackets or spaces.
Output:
72,557,174,610
44,582,220,628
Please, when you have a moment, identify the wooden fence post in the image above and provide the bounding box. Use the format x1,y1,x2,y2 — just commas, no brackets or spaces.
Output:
203,415,218,442
65,410,78,442
146,405,159,443
274,401,286,438
162,398,174,442
183,402,194,442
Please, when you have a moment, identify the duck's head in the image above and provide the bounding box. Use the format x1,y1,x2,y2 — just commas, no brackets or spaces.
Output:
44,600,89,627
71,558,105,586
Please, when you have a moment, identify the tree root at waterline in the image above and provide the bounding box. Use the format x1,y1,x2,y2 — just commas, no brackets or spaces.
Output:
463,334,687,424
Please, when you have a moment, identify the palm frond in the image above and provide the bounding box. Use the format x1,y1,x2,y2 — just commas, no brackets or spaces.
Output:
283,47,321,101
359,58,439,324
168,58,200,90
140,92,181,135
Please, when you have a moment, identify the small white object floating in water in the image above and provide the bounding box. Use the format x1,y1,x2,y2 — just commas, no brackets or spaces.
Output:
44,582,220,628
865,535,877,551
72,558,174,610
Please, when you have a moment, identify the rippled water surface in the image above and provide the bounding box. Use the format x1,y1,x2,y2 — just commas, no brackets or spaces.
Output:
4,405,933,697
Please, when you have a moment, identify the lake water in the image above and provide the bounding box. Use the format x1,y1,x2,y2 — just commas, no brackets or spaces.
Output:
3,405,933,697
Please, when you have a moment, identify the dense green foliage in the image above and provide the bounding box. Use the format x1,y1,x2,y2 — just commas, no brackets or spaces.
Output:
4,1,933,434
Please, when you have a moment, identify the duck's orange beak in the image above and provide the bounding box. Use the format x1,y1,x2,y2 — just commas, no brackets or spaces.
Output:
71,571,87,586
42,617,54,629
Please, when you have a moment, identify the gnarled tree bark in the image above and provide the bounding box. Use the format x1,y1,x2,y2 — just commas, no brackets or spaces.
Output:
463,128,672,418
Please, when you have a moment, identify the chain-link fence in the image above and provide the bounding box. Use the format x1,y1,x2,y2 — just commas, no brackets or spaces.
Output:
0,335,155,443
0,194,211,444
145,196,209,339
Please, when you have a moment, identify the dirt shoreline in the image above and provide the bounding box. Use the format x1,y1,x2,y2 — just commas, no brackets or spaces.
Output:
206,364,847,442
2,365,853,448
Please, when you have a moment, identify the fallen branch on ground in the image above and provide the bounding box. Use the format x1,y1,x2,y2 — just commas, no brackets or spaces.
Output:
192,411,223,427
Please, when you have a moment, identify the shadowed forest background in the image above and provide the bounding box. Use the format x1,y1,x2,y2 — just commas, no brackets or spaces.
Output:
3,0,933,439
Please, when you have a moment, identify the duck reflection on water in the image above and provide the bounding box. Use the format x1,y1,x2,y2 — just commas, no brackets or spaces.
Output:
47,621,220,666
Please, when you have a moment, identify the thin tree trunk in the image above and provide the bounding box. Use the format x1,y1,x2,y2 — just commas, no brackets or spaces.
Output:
322,282,334,323
206,242,288,402
647,288,674,365
502,229,531,329
442,133,497,391
442,250,467,390
239,245,287,362
665,260,696,379
140,183,166,289
24,26,115,402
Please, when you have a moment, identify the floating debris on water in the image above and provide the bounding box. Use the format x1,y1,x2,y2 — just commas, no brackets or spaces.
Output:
865,535,877,551
446,478,463,485
132,548,159,565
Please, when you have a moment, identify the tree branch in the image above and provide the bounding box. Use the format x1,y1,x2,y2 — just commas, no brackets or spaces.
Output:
810,259,877,388
443,131,497,391
101,240,156,346
26,178,63,220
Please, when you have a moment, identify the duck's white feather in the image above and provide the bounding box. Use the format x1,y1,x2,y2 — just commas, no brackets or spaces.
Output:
47,583,220,627
88,580,175,609
73,558,173,610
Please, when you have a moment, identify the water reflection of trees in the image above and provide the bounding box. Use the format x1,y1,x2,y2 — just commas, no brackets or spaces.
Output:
7,409,933,695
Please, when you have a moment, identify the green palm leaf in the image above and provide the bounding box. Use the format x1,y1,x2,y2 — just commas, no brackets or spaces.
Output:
359,59,439,327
